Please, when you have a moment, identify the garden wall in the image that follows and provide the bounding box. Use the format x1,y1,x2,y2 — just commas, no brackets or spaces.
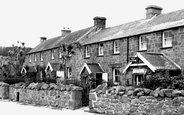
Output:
0,82,9,99
9,83,83,110
89,84,184,115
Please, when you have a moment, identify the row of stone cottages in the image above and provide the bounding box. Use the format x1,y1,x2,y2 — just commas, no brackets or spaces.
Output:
22,5,184,89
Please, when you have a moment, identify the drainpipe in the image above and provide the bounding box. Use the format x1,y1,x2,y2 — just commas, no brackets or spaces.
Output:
127,37,129,63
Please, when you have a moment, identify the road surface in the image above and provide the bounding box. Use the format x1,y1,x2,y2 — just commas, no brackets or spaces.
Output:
0,100,101,115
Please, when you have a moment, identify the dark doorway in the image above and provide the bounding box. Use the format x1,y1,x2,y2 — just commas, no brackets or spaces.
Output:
16,92,19,101
96,73,102,87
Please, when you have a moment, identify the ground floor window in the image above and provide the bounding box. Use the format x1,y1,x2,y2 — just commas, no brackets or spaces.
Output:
134,75,143,86
67,67,72,78
113,68,121,84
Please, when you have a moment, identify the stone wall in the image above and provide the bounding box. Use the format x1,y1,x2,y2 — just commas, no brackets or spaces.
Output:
9,83,83,110
89,84,184,115
0,82,9,99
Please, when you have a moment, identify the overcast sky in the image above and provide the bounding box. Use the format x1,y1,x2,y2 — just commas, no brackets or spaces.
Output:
0,0,184,48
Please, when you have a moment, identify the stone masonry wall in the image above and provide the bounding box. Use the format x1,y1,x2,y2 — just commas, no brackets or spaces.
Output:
0,82,9,99
89,84,184,115
9,85,83,110
84,39,128,85
83,26,184,85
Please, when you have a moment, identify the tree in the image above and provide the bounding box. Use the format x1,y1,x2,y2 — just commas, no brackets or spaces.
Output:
60,42,82,84
4,41,27,80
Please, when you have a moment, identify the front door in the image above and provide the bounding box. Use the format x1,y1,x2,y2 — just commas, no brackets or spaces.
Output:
96,73,102,87
134,75,143,86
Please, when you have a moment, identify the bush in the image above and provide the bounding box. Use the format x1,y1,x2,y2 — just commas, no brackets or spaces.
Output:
66,77,81,86
0,76,25,85
141,70,184,90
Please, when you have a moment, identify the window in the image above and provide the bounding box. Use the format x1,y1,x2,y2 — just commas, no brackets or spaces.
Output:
40,52,43,61
113,40,120,54
67,67,72,78
139,36,147,51
51,50,54,59
113,68,121,83
85,46,90,57
98,43,104,56
34,54,37,62
29,55,31,62
163,30,172,48
59,48,62,58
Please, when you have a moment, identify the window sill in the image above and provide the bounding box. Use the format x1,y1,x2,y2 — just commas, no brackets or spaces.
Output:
113,53,120,55
161,46,173,49
138,49,147,52
84,57,90,59
97,55,104,57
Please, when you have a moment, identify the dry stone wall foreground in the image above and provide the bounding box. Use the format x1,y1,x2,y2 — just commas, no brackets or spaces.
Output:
0,82,9,99
89,84,184,115
8,82,83,110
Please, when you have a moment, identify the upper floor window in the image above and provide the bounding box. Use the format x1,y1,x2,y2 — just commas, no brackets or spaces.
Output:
67,67,72,78
85,46,90,58
51,50,55,59
113,40,120,54
162,30,173,48
98,43,104,56
113,68,121,84
40,52,43,61
29,55,31,62
139,36,147,51
59,48,62,58
34,54,37,62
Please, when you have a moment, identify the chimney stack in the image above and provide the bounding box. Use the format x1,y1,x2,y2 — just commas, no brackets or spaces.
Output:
61,27,71,37
146,5,163,19
93,16,106,31
40,37,47,43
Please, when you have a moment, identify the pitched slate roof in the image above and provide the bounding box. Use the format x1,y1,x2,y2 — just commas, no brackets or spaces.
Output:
27,27,93,54
140,53,181,70
83,9,184,45
80,63,104,74
123,52,181,73
28,66,37,73
87,63,104,73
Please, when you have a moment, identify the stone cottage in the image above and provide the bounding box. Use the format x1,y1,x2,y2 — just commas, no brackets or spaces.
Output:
81,5,184,86
24,5,184,88
24,17,106,82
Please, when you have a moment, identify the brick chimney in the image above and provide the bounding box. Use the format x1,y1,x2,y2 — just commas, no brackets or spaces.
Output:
93,16,106,30
61,27,71,37
146,5,163,19
40,37,47,43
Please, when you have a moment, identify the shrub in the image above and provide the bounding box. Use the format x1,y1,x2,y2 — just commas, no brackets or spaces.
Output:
141,70,184,90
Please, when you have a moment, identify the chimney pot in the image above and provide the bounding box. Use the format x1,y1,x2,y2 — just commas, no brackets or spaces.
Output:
146,5,163,19
93,16,106,30
61,27,71,37
40,37,47,43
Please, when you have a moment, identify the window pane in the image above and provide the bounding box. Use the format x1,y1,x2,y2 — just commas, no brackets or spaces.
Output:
164,31,168,38
115,76,120,82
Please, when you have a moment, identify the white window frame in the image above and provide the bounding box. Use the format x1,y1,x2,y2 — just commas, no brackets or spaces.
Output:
67,67,72,78
162,30,172,48
85,46,90,57
113,40,120,54
29,55,31,62
51,50,54,59
59,48,62,58
40,52,43,61
98,43,104,56
113,68,121,83
139,36,147,51
34,54,37,62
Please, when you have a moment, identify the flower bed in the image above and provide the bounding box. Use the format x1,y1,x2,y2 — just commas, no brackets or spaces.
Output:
9,82,83,110
89,84,184,115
